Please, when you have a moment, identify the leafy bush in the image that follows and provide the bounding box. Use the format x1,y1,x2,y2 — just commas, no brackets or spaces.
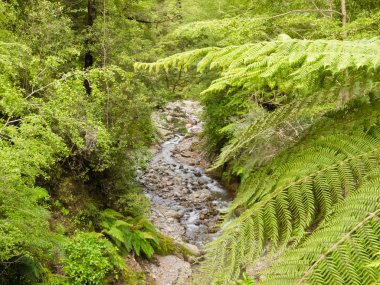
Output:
62,232,124,285
114,189,151,217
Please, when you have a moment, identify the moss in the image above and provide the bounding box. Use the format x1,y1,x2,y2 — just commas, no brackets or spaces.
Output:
154,233,193,256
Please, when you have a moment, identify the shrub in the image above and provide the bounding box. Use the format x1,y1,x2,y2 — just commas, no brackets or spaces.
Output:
62,232,123,285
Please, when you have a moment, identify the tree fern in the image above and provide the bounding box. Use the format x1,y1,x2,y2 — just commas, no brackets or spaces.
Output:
195,121,380,284
136,36,380,96
367,253,380,285
212,89,340,169
213,83,380,170
259,178,380,285
136,36,380,170
137,36,380,284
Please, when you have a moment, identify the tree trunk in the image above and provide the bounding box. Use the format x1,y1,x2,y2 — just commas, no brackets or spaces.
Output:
177,0,183,22
341,0,347,27
84,0,96,95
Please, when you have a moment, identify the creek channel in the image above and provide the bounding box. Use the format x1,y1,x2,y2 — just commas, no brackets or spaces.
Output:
145,134,230,246
137,101,232,284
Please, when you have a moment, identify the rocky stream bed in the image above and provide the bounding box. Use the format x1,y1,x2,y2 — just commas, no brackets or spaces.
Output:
136,101,232,285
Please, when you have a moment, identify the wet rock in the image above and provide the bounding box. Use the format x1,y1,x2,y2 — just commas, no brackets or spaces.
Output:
142,255,192,285
208,226,218,233
188,118,198,125
192,192,200,199
199,176,209,184
181,243,201,257
167,210,183,219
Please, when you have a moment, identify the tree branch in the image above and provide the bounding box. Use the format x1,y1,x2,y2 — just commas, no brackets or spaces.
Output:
126,15,181,24
244,9,342,21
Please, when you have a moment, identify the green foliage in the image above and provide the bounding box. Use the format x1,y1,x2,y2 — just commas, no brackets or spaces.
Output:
100,209,159,258
0,256,44,285
137,35,380,172
260,178,380,285
367,253,380,285
237,273,255,285
140,19,380,283
154,232,192,256
2,0,380,284
114,188,151,217
200,88,252,154
62,231,124,285
167,15,341,49
0,40,69,283
213,84,380,171
0,1,156,282
136,36,380,97
195,106,380,283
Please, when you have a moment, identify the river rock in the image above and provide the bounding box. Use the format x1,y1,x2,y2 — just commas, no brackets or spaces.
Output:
167,210,183,219
181,242,201,256
142,255,192,285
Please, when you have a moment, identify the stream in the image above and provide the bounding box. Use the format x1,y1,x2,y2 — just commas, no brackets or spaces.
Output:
137,101,232,284
145,134,230,246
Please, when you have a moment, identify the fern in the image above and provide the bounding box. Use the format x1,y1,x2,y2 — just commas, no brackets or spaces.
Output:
260,178,380,285
100,209,159,258
137,37,380,284
212,89,339,169
136,36,380,96
213,83,380,170
135,47,217,73
367,253,380,285
195,119,380,284
136,36,380,170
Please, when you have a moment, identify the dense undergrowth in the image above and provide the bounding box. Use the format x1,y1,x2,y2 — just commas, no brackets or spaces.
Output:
0,1,185,284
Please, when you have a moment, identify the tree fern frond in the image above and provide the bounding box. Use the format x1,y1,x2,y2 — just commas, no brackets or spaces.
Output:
194,128,380,284
136,37,380,96
211,89,338,169
134,47,218,73
260,178,380,285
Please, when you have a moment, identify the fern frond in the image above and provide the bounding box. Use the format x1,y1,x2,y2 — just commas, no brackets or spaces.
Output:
195,128,380,284
260,178,380,285
134,47,218,73
212,89,337,169
100,210,159,258
136,37,380,95
214,82,380,170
